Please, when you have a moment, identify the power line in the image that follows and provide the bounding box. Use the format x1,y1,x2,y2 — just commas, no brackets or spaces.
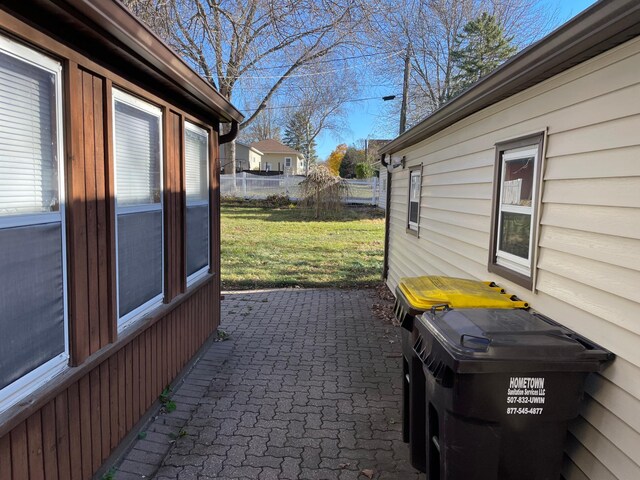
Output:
244,50,400,71
233,49,402,79
239,94,400,112
235,82,402,89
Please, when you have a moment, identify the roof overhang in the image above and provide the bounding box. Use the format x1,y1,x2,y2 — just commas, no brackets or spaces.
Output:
0,0,243,124
380,0,640,155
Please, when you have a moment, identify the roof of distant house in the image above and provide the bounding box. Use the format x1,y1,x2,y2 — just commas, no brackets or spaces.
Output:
249,139,303,156
234,142,263,155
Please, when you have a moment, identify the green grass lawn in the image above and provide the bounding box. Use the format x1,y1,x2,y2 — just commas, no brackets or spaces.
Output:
221,205,385,290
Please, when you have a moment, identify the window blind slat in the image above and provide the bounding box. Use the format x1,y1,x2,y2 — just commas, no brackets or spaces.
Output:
0,51,57,216
114,100,161,206
185,128,208,202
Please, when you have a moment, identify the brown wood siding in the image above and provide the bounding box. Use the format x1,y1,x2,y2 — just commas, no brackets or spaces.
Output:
0,22,223,479
164,111,186,302
66,68,116,365
0,279,218,480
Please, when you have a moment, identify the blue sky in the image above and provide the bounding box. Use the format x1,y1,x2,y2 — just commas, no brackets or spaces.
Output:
314,0,598,160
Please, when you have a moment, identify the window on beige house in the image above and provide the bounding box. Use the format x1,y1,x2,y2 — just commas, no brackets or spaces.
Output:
489,133,544,289
407,166,422,235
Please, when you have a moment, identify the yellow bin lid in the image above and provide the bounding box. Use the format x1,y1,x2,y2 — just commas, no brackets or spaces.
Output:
398,276,529,310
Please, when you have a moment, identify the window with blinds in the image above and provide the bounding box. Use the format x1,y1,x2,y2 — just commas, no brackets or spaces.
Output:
185,122,209,284
0,35,68,411
113,89,163,326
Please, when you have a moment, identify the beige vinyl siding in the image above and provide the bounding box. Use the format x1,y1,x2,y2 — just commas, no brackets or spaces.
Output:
386,35,640,480
248,149,262,170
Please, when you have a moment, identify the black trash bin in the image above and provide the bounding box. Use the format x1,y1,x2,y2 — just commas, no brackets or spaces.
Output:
413,307,613,480
393,277,528,472
394,287,420,440
393,287,426,469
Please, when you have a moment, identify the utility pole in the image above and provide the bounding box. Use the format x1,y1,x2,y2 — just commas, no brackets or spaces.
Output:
306,120,311,175
399,45,411,135
364,139,368,163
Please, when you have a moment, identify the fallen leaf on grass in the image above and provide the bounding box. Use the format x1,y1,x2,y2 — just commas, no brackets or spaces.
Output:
360,469,375,479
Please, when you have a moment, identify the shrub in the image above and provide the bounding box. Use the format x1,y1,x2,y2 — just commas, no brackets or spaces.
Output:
264,193,293,208
355,162,375,179
298,165,348,218
221,195,295,208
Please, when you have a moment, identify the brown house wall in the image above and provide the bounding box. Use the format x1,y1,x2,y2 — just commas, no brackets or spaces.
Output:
0,12,224,480
1,282,217,480
164,110,187,302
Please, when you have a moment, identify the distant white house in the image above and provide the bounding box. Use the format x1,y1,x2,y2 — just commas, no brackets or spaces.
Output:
249,139,306,175
220,141,263,172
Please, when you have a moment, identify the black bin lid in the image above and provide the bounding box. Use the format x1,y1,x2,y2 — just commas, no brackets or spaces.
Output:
419,308,612,373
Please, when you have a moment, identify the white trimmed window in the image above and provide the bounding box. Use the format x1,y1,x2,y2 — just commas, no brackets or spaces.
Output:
408,168,421,232
112,89,164,328
490,134,543,288
0,35,68,411
185,122,209,285
284,157,292,168
495,146,538,275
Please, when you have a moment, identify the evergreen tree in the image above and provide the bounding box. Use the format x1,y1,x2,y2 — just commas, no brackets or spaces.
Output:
338,146,365,178
283,111,318,163
449,13,517,99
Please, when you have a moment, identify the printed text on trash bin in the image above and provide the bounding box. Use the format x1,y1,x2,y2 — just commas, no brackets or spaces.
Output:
506,376,546,415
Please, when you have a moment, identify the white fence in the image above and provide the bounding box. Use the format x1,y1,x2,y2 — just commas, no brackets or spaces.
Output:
220,173,383,206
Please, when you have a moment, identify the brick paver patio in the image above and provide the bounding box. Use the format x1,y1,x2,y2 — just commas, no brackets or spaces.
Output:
116,289,424,480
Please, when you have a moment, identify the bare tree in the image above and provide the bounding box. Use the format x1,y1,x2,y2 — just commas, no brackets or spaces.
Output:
240,61,354,151
124,0,369,175
239,103,283,143
369,0,560,131
286,63,355,168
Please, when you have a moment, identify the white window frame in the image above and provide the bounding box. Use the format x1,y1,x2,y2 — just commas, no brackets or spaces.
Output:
112,88,164,331
185,121,210,286
0,35,69,412
284,157,292,168
495,146,539,277
408,168,421,232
